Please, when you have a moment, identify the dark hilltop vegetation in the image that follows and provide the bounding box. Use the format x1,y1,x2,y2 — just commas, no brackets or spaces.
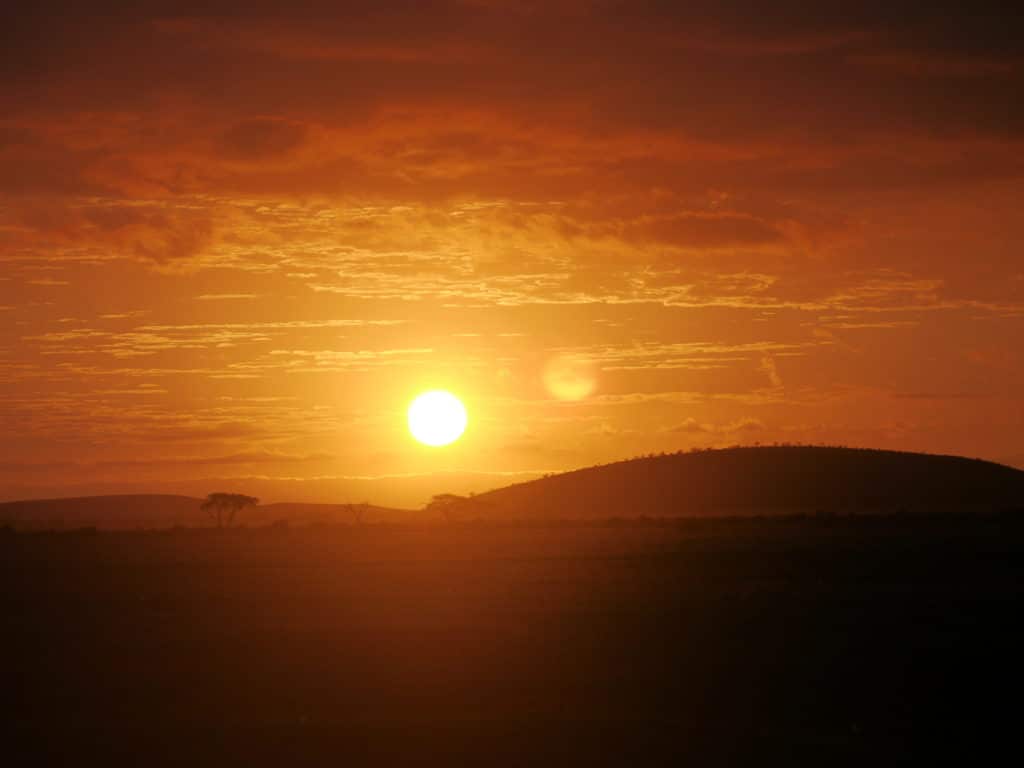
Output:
463,445,1024,520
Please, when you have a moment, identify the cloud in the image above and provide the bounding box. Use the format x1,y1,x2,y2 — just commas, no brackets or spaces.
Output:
0,451,332,474
217,118,308,160
22,318,408,359
667,417,766,434
636,213,785,249
723,418,767,433
194,294,260,300
851,51,1021,78
668,417,708,434
2,1,1024,498
4,199,217,266
760,356,782,388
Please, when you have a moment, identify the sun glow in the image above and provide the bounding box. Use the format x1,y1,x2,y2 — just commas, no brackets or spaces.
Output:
407,390,468,447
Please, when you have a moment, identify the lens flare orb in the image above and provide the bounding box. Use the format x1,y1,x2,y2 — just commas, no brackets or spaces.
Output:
543,356,597,401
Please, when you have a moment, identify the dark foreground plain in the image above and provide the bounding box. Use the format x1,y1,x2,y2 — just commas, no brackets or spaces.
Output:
4,516,1023,765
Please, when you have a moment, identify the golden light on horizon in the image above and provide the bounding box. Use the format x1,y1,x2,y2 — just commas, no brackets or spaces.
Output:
407,390,468,447
2,2,1023,505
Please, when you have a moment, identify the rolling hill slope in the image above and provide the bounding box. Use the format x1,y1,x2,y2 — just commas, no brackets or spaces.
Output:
469,446,1024,519
5,447,1023,529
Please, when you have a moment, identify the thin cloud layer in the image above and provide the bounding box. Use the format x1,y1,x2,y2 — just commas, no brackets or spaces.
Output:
1,1,1023,501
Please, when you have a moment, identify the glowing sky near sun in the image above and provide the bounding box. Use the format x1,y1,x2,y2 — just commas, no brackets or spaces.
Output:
1,2,1022,506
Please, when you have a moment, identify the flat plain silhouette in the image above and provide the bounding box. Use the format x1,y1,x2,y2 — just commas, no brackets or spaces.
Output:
3,446,1023,764
0,495,412,531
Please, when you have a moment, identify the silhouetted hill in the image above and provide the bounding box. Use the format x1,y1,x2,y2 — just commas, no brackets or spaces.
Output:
0,494,412,531
6,448,1023,529
0,495,203,530
470,446,1024,519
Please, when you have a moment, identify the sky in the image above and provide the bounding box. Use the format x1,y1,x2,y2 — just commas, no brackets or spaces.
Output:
2,1,1023,507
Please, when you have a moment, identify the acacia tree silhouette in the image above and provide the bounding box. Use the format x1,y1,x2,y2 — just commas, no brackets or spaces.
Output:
426,493,467,522
348,501,371,525
201,493,259,528
426,493,492,523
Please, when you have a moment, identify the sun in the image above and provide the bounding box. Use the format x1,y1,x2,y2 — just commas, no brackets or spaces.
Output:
407,390,468,447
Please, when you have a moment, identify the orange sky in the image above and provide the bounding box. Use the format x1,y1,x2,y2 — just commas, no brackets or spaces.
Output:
2,1,1023,506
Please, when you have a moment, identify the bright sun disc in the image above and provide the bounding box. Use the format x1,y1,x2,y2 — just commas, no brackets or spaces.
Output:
408,390,467,446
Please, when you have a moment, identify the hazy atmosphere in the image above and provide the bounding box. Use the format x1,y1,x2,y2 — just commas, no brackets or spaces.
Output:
5,4,1024,765
2,1,1023,507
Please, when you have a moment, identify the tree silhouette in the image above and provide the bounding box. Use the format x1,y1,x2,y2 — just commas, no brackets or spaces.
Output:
201,493,259,528
426,493,467,522
347,501,371,525
426,493,492,523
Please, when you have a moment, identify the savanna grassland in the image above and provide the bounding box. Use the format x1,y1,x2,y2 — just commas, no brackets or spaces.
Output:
4,515,1023,765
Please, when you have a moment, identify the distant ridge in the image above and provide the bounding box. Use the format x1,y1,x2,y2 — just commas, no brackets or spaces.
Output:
468,446,1024,519
4,447,1023,529
0,494,412,531
0,495,202,530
